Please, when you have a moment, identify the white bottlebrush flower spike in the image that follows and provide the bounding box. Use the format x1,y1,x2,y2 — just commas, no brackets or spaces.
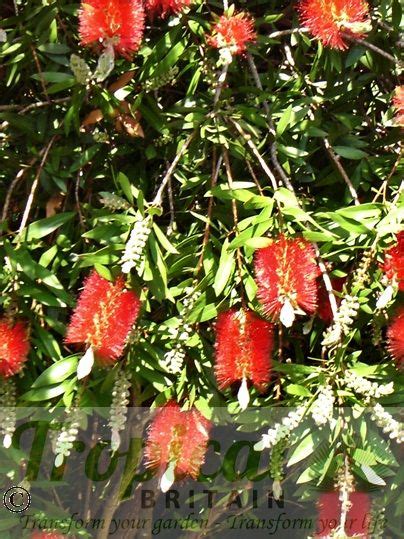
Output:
54,406,82,467
121,216,151,274
108,369,131,452
311,385,335,427
0,379,17,449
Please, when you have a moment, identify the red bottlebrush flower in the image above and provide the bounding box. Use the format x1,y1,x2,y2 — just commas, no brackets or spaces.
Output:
316,491,370,537
207,12,256,55
0,319,30,378
298,0,370,50
317,277,346,325
381,231,404,290
392,86,404,127
79,0,145,58
144,0,192,18
387,308,404,367
65,271,141,363
215,308,274,392
254,235,319,326
144,401,211,488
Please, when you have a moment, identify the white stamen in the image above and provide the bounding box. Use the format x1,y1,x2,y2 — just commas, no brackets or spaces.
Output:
77,347,94,380
3,434,12,448
280,298,295,328
111,430,121,452
237,377,250,411
272,479,283,500
376,285,394,310
160,461,176,493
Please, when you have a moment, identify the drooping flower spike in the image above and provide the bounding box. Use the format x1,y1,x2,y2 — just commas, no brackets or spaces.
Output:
387,307,404,368
0,319,30,378
144,401,211,492
254,235,319,327
65,271,141,378
316,491,370,537
215,309,274,410
144,0,192,18
207,11,256,57
392,86,404,127
298,0,371,50
381,231,404,291
79,0,145,58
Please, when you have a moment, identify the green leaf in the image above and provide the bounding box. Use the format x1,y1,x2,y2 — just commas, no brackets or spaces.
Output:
360,464,386,486
243,237,272,249
287,433,317,467
31,357,78,388
276,105,293,136
333,146,368,160
31,71,74,83
285,384,312,397
22,212,75,241
213,240,235,297
38,43,70,54
116,172,134,203
22,381,73,402
352,448,378,466
153,223,178,254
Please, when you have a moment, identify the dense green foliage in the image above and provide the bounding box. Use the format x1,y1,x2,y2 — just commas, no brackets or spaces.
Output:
0,0,403,537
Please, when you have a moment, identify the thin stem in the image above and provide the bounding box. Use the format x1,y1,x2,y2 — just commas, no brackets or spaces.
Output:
2,156,38,224
246,53,294,191
19,97,69,114
268,28,309,40
323,138,360,206
17,136,56,236
30,44,50,102
245,160,264,195
342,33,402,66
213,60,231,107
167,177,176,234
152,130,196,207
228,118,278,191
195,153,223,275
372,145,402,203
223,149,246,307
314,244,338,319
0,97,68,114
75,169,85,229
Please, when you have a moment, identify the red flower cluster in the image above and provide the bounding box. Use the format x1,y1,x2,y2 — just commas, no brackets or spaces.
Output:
0,319,30,378
254,235,319,324
215,308,274,391
298,0,370,50
65,271,141,363
144,401,210,482
208,12,256,55
381,231,404,290
317,277,345,325
79,0,145,57
144,0,192,18
316,491,370,537
387,308,404,367
393,86,404,127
